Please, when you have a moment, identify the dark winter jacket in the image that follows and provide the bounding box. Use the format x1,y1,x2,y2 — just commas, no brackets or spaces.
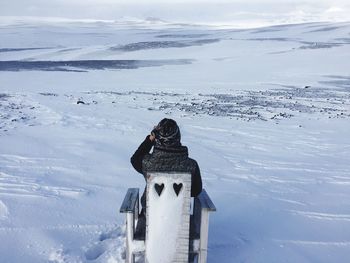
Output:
131,136,203,210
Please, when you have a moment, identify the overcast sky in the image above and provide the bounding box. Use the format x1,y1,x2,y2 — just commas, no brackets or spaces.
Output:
1,0,349,26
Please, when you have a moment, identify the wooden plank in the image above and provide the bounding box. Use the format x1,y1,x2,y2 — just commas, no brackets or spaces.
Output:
120,188,139,213
125,213,135,263
197,189,216,212
198,210,210,263
145,172,191,263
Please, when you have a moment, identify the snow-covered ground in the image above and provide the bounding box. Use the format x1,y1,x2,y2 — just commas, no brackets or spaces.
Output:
1,18,350,262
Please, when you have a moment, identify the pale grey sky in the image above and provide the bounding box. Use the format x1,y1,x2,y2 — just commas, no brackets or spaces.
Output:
1,0,349,25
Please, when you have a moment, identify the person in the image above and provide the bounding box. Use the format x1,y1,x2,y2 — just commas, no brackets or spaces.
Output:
130,118,202,239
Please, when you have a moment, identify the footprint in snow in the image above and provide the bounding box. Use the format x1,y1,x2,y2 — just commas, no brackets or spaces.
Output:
0,200,9,220
85,243,106,261
84,225,125,262
99,227,123,241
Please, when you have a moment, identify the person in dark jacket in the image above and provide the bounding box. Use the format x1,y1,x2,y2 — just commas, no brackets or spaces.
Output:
130,118,202,239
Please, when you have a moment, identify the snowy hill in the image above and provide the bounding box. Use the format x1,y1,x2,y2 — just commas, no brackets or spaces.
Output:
0,19,350,262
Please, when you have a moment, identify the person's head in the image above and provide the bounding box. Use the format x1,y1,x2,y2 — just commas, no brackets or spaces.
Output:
152,118,181,148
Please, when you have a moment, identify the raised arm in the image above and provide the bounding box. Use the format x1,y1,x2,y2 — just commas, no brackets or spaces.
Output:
130,135,155,174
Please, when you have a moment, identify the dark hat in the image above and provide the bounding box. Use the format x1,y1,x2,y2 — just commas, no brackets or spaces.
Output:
153,118,181,148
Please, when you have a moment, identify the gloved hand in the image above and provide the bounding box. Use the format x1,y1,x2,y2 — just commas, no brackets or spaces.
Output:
150,125,160,142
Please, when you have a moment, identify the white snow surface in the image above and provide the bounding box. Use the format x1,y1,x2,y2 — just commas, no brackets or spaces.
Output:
0,19,350,262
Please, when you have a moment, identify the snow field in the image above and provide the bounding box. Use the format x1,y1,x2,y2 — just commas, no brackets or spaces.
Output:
0,19,350,262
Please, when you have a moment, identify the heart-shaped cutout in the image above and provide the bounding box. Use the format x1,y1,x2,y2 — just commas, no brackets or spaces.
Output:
173,183,183,196
154,183,164,196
